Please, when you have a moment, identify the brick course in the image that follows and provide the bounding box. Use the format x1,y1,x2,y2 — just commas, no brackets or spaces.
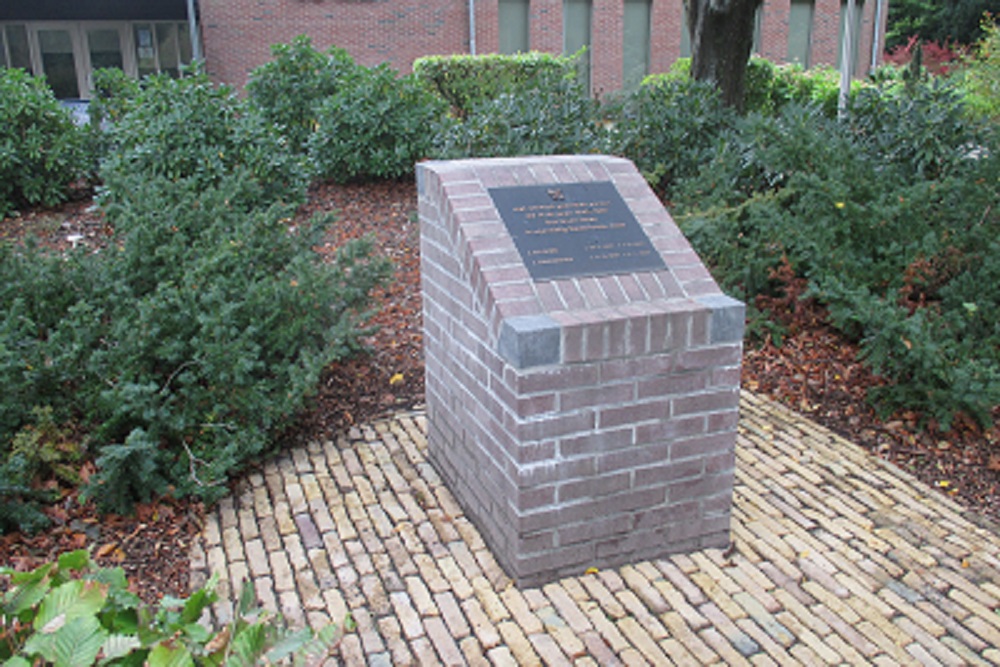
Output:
199,0,887,93
418,155,743,585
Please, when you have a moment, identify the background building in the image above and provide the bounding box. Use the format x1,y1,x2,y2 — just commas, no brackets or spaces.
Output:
2,0,887,99
0,0,196,99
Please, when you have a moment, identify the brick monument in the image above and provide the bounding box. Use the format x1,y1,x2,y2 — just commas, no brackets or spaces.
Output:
418,155,744,586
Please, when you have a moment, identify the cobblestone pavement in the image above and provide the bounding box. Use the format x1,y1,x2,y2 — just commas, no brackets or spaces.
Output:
190,392,1000,665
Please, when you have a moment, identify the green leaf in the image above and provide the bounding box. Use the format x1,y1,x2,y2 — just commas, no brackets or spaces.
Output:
146,643,194,667
3,656,33,667
55,550,91,574
51,616,107,667
227,623,268,667
2,564,53,616
236,581,257,617
263,627,312,663
179,585,216,626
23,615,106,667
33,580,108,632
100,633,142,661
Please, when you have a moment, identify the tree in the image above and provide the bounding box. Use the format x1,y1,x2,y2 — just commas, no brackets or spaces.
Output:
686,0,764,111
886,0,997,50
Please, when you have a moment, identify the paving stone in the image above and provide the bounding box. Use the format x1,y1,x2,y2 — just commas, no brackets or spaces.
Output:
581,600,632,654
497,621,541,665
698,627,753,667
529,632,572,666
485,645,518,666
407,575,439,617
699,602,759,657
733,616,794,664
459,636,491,667
463,597,502,650
269,550,294,593
221,526,245,563
474,575,511,623
614,590,668,640
652,581,710,631
436,591,471,639
543,583,593,635
425,615,466,666
378,616,415,666
351,607,386,655
440,556,476,599
580,575,627,619
195,401,1000,665
812,605,879,657
391,590,425,640
620,566,669,615
547,623,587,659
500,587,544,635
410,636,440,666
523,588,550,611
337,633,366,667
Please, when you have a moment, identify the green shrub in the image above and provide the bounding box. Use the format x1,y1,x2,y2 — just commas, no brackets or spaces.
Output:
1,549,349,666
610,75,735,193
846,81,987,180
672,86,1000,427
88,176,391,509
433,68,604,159
308,64,445,182
956,16,1000,122
99,69,308,211
414,50,580,118
0,174,391,523
247,35,359,151
0,68,89,216
87,67,141,128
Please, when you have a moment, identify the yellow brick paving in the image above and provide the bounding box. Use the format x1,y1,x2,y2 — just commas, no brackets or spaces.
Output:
190,391,1000,665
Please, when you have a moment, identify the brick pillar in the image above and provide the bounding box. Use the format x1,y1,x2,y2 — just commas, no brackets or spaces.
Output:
811,0,843,67
759,0,792,63
530,0,564,53
591,0,624,95
650,0,686,74
418,155,743,586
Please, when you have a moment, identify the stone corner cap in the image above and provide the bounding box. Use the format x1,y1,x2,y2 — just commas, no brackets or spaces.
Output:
695,294,746,344
497,315,562,370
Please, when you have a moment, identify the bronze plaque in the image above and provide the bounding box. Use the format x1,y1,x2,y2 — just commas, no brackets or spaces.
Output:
488,181,665,281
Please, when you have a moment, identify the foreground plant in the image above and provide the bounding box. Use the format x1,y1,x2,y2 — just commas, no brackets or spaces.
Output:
0,550,349,666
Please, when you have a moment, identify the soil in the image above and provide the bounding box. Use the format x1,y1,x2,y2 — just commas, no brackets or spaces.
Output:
1,180,997,604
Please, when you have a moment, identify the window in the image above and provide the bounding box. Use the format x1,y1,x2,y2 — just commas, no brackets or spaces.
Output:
787,0,815,67
752,7,763,54
87,28,124,71
4,24,32,70
499,0,530,54
134,23,193,79
563,0,592,89
623,0,651,89
680,6,691,58
38,29,80,98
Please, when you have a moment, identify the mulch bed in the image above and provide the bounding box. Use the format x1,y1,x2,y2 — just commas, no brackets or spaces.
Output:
1,180,997,604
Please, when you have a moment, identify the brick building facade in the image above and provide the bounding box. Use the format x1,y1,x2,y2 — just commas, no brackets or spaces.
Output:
3,0,886,99
199,0,888,95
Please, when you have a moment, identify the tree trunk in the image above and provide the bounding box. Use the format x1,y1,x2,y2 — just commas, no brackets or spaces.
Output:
686,0,763,111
